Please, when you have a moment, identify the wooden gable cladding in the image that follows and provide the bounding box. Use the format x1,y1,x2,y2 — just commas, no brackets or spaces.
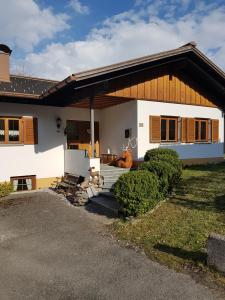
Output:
106,68,217,108
22,117,38,145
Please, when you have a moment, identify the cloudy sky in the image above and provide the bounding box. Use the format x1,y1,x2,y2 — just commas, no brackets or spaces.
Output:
0,0,225,80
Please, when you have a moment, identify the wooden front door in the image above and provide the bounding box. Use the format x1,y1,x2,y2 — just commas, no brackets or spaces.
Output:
66,120,99,151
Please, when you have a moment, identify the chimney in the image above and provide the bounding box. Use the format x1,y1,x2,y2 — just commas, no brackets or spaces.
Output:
0,44,12,82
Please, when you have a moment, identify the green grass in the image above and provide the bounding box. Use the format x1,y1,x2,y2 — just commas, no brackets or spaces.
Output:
112,162,225,285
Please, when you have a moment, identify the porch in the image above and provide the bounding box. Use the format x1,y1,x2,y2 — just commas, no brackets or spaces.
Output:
63,99,137,178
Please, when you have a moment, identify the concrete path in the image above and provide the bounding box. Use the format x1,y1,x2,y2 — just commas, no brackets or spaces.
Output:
0,191,222,300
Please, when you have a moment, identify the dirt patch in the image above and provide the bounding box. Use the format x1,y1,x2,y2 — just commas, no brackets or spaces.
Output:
0,196,33,209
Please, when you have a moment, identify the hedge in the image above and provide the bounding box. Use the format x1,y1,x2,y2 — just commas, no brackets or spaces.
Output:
114,170,160,217
0,182,13,198
144,148,179,162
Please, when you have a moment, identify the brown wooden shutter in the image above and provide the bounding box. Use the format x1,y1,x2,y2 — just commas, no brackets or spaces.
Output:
208,119,211,142
186,118,195,143
149,116,161,143
212,119,219,143
181,118,187,143
23,117,38,145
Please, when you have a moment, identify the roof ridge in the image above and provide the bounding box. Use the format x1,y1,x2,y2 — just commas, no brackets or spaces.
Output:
72,44,193,78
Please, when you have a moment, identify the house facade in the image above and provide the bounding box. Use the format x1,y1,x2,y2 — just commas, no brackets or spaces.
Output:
0,42,225,191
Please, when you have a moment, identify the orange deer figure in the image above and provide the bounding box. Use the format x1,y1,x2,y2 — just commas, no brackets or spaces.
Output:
116,150,133,168
115,138,137,169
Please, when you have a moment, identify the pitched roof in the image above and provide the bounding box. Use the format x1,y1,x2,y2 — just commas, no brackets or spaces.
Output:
0,74,58,99
0,42,225,104
41,42,225,100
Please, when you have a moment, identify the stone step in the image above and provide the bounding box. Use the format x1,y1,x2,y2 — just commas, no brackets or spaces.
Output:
101,169,129,174
101,188,112,193
90,195,120,217
102,182,115,189
99,191,115,198
100,165,130,172
102,174,122,180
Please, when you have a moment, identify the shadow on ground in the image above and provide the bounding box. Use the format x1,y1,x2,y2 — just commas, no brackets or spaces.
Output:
154,244,207,265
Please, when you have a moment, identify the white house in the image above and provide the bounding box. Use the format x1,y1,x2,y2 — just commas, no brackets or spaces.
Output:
0,42,224,191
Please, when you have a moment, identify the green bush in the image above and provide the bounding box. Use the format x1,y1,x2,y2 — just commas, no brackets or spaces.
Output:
144,148,179,162
143,148,182,190
139,160,171,196
114,170,160,217
0,182,13,198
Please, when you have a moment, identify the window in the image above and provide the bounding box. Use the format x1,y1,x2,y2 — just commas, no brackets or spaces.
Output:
195,119,208,142
0,117,21,144
161,117,178,142
11,175,36,192
150,115,218,144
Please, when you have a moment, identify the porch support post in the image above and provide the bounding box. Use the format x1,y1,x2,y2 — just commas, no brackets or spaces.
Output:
89,95,95,158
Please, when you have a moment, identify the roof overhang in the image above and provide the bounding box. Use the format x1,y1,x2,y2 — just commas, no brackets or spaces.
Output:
38,44,225,109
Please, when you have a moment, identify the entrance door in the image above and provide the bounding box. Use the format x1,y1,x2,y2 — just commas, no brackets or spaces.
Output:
66,120,99,151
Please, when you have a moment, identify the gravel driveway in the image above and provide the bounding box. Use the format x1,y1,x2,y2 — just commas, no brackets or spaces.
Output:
0,191,222,300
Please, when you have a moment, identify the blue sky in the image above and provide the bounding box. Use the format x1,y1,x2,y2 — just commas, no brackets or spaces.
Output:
39,0,135,40
0,0,225,79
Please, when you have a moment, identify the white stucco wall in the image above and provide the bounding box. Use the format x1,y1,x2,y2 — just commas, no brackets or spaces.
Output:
137,100,224,160
99,101,138,159
64,150,100,177
1,99,224,182
0,102,100,182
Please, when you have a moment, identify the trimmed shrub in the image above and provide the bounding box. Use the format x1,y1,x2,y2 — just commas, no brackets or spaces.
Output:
140,159,181,194
144,148,179,162
114,170,160,217
143,148,182,190
0,182,13,198
139,160,171,196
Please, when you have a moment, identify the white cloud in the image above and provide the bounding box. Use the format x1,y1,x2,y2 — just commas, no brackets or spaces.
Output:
0,0,69,51
12,1,225,80
69,0,90,15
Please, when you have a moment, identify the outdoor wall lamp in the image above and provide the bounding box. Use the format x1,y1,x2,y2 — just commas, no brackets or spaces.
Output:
56,117,62,132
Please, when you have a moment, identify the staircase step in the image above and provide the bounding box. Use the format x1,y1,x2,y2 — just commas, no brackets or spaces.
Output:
99,191,115,198
102,182,115,189
100,164,130,192
90,195,120,217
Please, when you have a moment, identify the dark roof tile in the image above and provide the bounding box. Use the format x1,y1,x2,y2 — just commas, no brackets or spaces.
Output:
0,75,58,97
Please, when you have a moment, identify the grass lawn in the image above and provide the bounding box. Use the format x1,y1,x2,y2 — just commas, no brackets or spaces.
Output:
112,162,225,286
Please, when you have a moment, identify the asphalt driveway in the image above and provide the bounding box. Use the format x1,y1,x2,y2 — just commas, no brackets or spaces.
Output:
0,191,222,300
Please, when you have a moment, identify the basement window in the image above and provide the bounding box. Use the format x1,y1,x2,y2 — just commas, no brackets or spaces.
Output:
10,175,36,192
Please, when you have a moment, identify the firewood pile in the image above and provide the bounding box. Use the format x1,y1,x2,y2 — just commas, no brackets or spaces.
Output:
54,169,104,206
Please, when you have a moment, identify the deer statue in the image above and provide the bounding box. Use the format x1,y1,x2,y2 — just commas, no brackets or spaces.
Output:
88,167,104,187
116,137,137,169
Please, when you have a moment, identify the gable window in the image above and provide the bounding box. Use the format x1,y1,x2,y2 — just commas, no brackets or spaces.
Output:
0,117,21,144
195,119,208,142
161,117,178,142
